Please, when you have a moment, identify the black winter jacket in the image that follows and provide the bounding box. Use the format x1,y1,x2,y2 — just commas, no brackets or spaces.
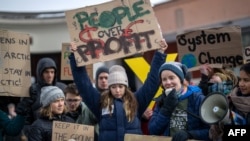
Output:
28,114,74,141
24,58,67,124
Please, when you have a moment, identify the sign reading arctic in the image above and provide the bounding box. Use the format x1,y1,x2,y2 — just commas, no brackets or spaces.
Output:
65,0,162,66
176,25,244,68
0,29,31,97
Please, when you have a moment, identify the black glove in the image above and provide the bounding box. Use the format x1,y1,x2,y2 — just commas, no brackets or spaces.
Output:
160,89,178,116
15,97,34,116
172,130,192,141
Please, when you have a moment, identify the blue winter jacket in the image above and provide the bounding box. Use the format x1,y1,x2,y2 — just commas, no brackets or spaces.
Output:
149,85,210,141
69,51,166,141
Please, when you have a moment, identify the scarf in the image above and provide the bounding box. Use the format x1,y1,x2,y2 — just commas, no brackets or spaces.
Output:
208,81,233,95
229,88,250,116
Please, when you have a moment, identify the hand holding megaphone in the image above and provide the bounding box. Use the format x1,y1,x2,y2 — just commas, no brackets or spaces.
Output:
165,88,173,96
160,88,178,116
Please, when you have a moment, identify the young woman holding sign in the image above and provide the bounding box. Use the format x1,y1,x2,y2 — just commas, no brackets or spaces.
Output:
28,86,74,141
69,39,167,141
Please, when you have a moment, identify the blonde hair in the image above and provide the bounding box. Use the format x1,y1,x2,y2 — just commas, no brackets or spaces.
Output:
40,104,67,120
100,88,138,122
212,68,238,87
224,69,238,87
213,72,228,81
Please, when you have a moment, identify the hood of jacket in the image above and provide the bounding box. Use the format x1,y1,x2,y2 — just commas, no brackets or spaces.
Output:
36,57,57,86
179,85,202,100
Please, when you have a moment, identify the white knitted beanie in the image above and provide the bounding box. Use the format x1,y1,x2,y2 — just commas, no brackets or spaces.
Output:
108,65,128,87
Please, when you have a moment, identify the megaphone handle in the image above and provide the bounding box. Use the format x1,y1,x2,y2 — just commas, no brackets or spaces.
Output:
228,96,238,125
185,110,200,120
229,109,235,125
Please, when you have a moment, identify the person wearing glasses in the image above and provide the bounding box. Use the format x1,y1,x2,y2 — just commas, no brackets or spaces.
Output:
64,83,99,141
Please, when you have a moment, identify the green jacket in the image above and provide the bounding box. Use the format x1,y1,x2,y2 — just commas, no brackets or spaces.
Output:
76,102,99,141
0,110,25,141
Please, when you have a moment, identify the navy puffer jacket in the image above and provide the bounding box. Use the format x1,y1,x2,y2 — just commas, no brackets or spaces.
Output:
69,51,166,141
149,86,210,141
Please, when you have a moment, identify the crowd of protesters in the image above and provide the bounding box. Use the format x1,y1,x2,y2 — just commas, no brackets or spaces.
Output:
1,38,250,141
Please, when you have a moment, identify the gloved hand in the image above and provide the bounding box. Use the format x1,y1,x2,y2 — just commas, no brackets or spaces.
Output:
160,89,178,116
15,97,34,116
172,130,192,141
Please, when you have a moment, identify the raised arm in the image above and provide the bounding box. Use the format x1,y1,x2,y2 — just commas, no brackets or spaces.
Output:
0,110,25,136
69,43,101,119
198,64,212,96
135,39,167,117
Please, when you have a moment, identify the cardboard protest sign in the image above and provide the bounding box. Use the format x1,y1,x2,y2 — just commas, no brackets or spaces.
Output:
125,134,199,141
52,121,94,141
0,29,31,97
177,25,244,69
65,0,163,66
243,46,250,63
61,43,93,81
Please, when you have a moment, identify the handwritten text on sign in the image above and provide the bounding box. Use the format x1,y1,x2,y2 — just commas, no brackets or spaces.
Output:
243,46,250,63
0,29,31,97
52,121,94,141
176,25,244,69
65,0,162,66
61,43,93,81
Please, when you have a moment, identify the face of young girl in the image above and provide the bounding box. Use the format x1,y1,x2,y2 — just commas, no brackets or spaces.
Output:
51,98,65,115
238,70,250,95
110,84,126,99
161,70,182,91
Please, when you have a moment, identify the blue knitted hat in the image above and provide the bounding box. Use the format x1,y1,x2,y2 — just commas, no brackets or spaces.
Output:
158,62,188,82
95,66,109,82
95,66,109,91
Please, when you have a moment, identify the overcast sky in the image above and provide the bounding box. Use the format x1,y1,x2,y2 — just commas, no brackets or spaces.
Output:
0,0,168,13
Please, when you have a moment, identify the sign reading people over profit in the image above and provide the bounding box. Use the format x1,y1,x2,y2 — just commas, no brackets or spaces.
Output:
52,121,94,141
176,25,244,69
0,29,31,97
65,0,163,66
61,43,93,81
